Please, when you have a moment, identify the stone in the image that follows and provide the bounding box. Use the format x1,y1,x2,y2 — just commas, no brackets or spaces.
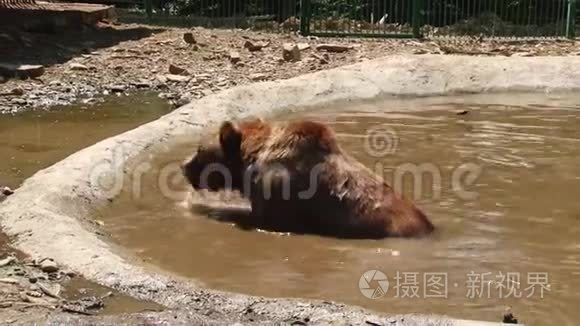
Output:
0,255,17,267
1,186,14,196
228,51,241,64
4,88,24,96
281,16,300,31
297,43,310,51
183,32,196,44
316,44,353,53
109,85,126,93
165,74,190,83
168,64,190,75
131,80,152,88
70,63,89,71
40,259,59,273
249,73,268,81
244,40,268,52
16,65,45,79
282,43,301,62
312,53,329,65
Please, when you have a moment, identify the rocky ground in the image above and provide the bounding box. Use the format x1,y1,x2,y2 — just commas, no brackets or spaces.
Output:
0,231,166,324
1,22,580,113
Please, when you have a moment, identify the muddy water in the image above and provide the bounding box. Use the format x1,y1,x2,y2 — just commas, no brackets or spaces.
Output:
0,93,172,188
0,94,172,314
100,93,580,325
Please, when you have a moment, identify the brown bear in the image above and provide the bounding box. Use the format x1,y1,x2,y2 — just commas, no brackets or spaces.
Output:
182,118,434,239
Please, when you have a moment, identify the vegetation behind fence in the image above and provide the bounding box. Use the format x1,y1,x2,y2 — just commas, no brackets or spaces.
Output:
117,0,576,38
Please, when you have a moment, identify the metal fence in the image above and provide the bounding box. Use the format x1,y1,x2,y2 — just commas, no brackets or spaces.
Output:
119,0,576,39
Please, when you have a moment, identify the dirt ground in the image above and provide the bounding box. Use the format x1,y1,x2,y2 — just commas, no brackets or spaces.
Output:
1,22,580,113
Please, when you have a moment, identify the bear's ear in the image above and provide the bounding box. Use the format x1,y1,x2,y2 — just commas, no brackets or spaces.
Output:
219,121,242,158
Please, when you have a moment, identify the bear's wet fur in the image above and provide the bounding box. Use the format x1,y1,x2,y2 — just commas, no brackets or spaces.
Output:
182,118,434,239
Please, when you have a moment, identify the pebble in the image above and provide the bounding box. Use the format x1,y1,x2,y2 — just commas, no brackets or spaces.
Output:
249,73,268,81
2,186,14,196
70,63,90,71
109,85,126,93
228,51,241,64
40,259,59,273
282,43,301,62
183,32,196,44
168,64,189,75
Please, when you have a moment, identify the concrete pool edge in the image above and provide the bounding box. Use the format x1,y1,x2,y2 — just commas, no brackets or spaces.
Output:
1,54,577,324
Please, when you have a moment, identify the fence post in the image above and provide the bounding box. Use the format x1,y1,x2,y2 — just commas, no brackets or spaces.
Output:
300,0,311,36
412,0,424,38
566,0,576,39
144,0,153,21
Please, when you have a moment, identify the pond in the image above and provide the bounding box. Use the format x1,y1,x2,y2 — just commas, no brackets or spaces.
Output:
99,92,580,325
0,93,172,189
0,93,172,314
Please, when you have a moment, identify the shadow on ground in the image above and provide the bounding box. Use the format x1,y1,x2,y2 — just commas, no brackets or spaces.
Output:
0,23,165,68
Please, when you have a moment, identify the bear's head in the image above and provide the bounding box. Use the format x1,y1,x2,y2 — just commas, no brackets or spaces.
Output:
182,121,245,192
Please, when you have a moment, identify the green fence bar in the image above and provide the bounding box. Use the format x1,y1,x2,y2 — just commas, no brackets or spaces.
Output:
567,0,576,39
143,0,152,21
412,0,423,38
300,0,311,36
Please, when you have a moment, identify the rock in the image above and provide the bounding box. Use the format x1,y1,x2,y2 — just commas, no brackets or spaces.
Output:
249,73,268,81
413,49,429,54
0,256,17,267
0,277,20,284
40,259,59,273
1,186,14,196
228,51,241,64
282,43,301,62
131,80,152,88
297,43,310,51
10,87,24,96
11,98,27,105
109,85,126,93
70,63,89,71
512,51,534,57
168,64,190,75
316,43,353,53
155,74,168,84
183,32,196,44
244,40,269,52
165,74,190,83
16,64,44,79
281,16,300,31
312,53,330,65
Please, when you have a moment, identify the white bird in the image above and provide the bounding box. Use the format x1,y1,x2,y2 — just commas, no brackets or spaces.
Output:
379,13,389,25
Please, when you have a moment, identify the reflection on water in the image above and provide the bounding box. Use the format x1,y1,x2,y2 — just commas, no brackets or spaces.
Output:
0,93,172,188
100,93,580,326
